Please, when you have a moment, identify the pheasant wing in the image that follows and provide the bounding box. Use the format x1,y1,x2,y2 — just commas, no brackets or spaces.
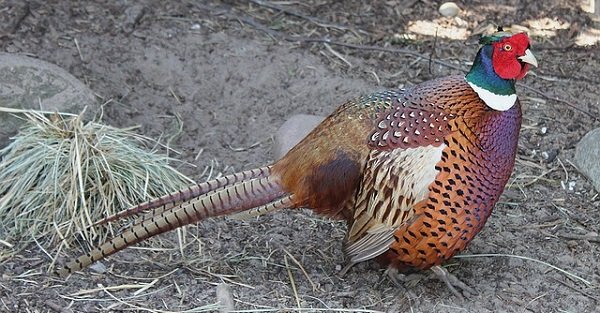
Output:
344,89,455,265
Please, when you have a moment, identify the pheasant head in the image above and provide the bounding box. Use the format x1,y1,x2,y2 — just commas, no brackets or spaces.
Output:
466,32,538,111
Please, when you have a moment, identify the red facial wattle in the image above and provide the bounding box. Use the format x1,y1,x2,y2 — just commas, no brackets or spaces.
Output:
515,63,530,80
491,33,533,80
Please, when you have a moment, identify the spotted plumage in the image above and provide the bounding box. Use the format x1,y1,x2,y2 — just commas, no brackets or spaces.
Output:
57,32,537,295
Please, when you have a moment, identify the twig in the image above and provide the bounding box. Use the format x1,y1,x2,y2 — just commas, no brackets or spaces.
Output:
0,106,77,116
169,86,182,105
185,267,256,289
284,255,301,309
283,248,318,292
522,293,547,312
96,283,220,312
74,38,85,62
429,28,438,75
367,70,381,85
227,140,261,152
297,37,464,71
45,300,72,313
323,43,352,67
0,239,13,248
557,232,600,243
247,0,358,31
518,83,598,121
234,15,280,39
230,308,384,313
521,167,556,187
455,253,592,286
551,277,600,302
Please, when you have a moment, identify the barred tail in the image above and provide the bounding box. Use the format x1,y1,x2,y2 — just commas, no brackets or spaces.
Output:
57,174,287,277
229,194,295,220
92,166,271,226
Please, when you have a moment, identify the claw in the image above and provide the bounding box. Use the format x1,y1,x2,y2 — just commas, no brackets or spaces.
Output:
337,262,356,277
430,265,477,300
384,266,426,288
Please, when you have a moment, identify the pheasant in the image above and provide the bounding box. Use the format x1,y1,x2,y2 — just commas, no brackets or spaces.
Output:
57,31,537,296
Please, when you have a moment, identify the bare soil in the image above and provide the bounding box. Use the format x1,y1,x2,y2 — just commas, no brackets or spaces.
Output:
1,1,599,312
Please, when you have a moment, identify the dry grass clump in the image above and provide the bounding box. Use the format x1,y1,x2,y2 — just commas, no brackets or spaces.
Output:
0,110,194,258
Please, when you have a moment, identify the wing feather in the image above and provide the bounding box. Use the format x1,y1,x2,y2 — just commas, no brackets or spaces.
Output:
344,140,446,265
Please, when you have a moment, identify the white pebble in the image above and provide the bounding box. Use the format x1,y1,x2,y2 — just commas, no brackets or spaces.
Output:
191,23,201,30
439,2,460,17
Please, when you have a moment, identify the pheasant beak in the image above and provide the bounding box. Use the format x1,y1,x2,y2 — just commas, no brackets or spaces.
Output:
518,49,538,67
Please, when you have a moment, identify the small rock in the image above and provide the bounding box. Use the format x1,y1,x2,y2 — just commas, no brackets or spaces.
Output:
273,114,324,160
0,53,98,148
542,149,558,163
560,180,576,191
89,261,107,274
216,283,235,313
574,128,600,192
122,5,146,33
439,2,460,17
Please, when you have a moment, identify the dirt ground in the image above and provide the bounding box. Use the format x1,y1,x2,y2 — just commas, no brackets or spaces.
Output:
1,0,599,312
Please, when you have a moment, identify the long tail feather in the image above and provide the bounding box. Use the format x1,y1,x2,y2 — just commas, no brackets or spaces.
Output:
57,174,286,277
229,194,295,220
132,172,287,227
92,166,271,226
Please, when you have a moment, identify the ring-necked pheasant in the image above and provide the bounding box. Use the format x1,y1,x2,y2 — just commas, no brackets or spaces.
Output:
57,31,537,296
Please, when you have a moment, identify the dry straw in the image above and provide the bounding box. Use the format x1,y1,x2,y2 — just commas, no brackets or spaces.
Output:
0,108,194,262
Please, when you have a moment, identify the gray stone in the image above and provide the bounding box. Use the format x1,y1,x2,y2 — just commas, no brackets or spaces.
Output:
575,128,600,192
216,283,235,313
273,114,325,160
0,53,98,147
89,261,107,274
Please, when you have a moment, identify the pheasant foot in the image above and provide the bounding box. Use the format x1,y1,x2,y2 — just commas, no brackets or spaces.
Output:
430,265,477,300
384,267,426,289
385,265,477,300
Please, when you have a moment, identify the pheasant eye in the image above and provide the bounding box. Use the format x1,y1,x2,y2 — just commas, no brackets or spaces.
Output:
503,44,512,51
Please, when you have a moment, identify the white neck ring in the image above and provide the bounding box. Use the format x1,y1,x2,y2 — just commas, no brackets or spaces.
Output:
467,81,517,111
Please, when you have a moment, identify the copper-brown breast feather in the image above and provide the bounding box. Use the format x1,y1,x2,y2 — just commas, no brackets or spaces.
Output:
383,91,522,271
